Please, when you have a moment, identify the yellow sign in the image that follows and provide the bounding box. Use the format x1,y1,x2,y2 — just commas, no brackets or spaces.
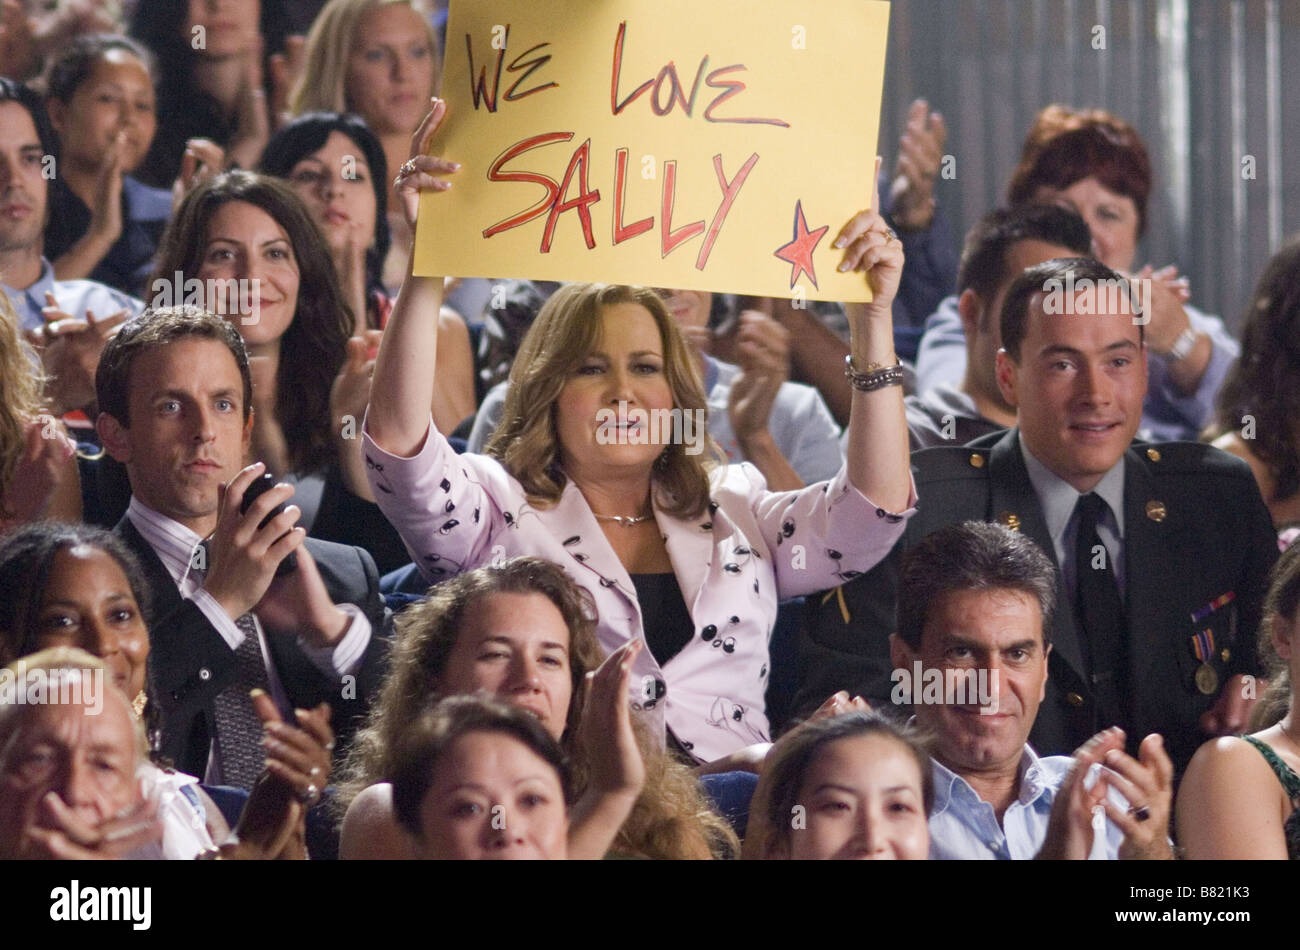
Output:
415,0,891,301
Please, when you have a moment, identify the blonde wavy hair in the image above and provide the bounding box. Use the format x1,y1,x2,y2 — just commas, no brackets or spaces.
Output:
485,283,724,521
289,0,441,117
0,291,44,516
335,557,737,859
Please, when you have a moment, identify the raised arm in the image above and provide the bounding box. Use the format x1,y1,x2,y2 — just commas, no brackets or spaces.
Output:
366,99,460,458
835,164,913,514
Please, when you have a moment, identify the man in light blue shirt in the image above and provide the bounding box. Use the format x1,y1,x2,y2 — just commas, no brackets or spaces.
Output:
0,79,143,331
0,79,142,417
888,521,1175,859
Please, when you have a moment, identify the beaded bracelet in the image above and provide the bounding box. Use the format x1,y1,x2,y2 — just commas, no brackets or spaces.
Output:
844,354,905,392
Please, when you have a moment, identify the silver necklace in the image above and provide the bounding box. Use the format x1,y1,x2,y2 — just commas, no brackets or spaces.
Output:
592,512,653,527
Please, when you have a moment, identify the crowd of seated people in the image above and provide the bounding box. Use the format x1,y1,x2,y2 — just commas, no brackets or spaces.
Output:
0,0,1297,863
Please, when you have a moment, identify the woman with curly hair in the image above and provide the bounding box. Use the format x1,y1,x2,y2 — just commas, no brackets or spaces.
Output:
337,556,739,859
1208,237,1300,528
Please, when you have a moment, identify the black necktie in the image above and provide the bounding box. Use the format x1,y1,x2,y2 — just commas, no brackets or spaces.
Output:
1073,493,1130,733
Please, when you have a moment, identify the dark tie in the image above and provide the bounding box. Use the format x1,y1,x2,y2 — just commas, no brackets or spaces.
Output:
192,543,270,790
1073,493,1130,734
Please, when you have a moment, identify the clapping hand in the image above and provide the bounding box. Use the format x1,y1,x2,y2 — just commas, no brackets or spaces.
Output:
578,640,646,801
267,35,307,130
889,99,946,232
216,692,333,860
1038,727,1174,860
566,640,647,860
0,417,76,528
225,35,271,172
27,297,130,414
727,311,791,446
172,138,226,212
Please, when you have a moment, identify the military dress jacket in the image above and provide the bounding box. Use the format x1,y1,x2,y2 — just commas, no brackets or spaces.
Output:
797,427,1277,773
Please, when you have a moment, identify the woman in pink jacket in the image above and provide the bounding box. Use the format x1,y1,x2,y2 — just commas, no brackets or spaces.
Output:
363,100,916,765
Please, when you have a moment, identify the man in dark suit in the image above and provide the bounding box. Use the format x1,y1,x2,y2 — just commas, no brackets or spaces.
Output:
800,258,1277,774
94,305,389,786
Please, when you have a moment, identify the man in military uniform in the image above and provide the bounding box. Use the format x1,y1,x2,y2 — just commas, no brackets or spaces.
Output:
799,257,1277,774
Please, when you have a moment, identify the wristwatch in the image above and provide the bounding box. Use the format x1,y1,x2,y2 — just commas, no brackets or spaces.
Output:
1166,325,1200,361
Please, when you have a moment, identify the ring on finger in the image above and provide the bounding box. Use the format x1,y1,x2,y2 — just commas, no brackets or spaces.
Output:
297,783,321,807
1128,804,1151,822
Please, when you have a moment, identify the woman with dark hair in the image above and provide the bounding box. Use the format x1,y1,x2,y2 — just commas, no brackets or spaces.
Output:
0,522,148,684
745,709,933,860
258,111,389,331
257,111,387,324
0,520,335,860
390,694,571,860
389,694,572,860
128,0,278,187
256,111,476,433
42,33,170,296
338,556,740,860
152,170,347,479
916,103,1240,443
288,0,440,290
149,170,411,568
1208,237,1300,528
1177,541,1300,858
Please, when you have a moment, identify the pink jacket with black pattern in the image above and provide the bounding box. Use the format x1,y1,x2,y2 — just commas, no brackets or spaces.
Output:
363,417,916,763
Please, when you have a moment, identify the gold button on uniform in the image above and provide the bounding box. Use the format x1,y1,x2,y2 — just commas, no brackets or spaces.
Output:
998,511,1020,531
970,453,985,468
1145,500,1166,522
1065,692,1084,707
1221,647,1231,662
1146,448,1161,462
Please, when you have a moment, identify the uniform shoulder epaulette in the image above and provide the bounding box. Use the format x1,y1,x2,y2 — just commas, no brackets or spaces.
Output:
1135,440,1256,481
911,444,993,484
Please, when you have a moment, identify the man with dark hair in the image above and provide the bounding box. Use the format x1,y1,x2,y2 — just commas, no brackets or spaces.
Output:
801,258,1278,776
892,522,1173,859
0,77,141,416
910,202,1237,444
905,204,1091,449
94,306,388,788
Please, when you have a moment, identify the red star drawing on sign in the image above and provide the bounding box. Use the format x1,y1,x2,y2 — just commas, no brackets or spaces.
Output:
773,200,830,290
